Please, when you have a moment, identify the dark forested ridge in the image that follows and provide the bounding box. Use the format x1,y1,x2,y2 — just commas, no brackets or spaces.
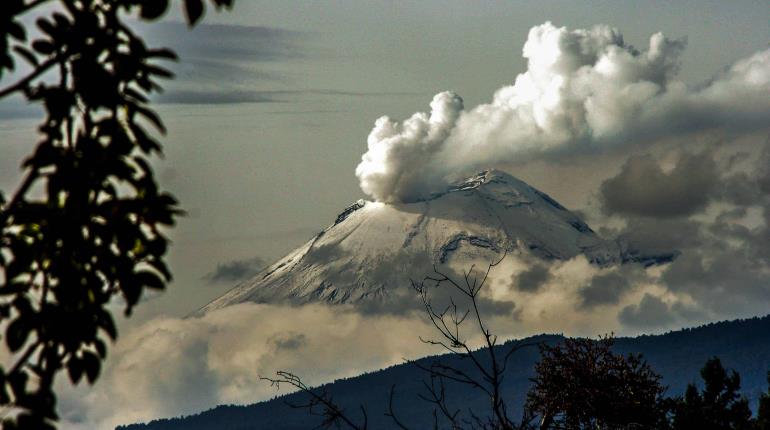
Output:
119,315,770,430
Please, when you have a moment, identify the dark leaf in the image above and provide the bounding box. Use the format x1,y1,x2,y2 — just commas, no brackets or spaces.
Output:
94,339,107,358
6,317,31,353
146,48,178,61
184,0,205,26
133,105,166,134
31,40,55,55
51,13,71,30
66,358,84,384
121,279,142,310
9,21,26,41
148,259,172,281
145,64,174,79
124,87,149,104
140,0,169,20
130,123,162,154
36,18,56,38
136,270,165,291
12,46,38,67
81,352,100,384
95,309,117,340
7,369,28,397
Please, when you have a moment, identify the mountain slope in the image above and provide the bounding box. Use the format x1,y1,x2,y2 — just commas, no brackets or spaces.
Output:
120,315,770,430
199,170,675,313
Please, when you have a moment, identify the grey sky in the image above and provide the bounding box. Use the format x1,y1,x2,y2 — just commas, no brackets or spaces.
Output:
1,1,769,328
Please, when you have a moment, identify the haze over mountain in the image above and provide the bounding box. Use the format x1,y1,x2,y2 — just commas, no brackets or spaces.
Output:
121,315,770,430
199,170,675,314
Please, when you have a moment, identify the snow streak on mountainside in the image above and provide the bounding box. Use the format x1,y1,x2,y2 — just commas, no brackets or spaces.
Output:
199,170,675,314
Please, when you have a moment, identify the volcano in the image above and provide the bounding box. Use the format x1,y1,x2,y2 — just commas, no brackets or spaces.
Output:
198,170,675,314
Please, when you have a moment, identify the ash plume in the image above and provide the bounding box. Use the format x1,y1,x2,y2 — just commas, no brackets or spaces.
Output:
356,22,770,202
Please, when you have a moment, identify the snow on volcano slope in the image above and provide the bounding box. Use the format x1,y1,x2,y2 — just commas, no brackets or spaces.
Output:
198,170,675,314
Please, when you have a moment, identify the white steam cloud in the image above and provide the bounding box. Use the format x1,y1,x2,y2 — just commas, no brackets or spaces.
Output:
356,91,464,202
356,22,770,202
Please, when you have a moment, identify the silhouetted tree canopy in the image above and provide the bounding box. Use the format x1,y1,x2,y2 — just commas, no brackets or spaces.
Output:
671,357,753,430
757,372,770,430
527,336,667,429
0,0,233,428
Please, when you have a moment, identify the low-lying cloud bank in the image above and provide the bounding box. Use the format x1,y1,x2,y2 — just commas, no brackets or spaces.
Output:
56,247,764,429
57,303,437,429
356,22,770,202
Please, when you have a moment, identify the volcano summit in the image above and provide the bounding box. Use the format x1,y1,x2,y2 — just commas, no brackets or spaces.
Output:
199,170,675,314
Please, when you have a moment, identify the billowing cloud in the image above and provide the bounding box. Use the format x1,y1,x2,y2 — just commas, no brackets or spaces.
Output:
355,91,464,202
356,22,770,202
578,270,633,309
598,140,770,329
600,151,717,218
599,140,770,219
512,263,551,293
618,294,676,329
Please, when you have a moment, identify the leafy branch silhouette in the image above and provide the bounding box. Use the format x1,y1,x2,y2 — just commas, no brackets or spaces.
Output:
0,0,233,428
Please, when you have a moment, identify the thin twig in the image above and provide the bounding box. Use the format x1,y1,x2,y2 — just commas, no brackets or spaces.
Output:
261,371,367,430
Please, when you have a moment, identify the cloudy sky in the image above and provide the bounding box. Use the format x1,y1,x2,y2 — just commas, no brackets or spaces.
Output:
1,1,769,428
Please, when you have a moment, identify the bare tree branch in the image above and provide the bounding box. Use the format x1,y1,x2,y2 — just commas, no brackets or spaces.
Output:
261,371,368,430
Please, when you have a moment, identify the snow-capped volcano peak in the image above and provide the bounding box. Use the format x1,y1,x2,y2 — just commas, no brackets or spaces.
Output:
198,170,675,314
